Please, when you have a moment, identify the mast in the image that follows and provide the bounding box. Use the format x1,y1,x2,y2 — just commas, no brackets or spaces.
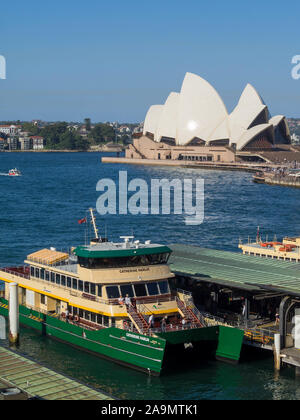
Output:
89,208,99,240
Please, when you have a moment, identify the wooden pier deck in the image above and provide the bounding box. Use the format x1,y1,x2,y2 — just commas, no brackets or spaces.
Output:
0,346,114,400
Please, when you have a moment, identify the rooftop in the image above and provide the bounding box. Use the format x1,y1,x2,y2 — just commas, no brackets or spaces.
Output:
74,241,171,258
169,244,300,296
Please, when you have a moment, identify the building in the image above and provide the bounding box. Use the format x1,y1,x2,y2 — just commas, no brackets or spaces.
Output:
127,73,292,164
31,136,44,150
0,138,6,150
19,136,32,150
7,137,19,150
0,125,21,137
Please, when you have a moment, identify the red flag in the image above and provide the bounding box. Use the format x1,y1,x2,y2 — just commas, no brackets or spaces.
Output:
78,217,87,225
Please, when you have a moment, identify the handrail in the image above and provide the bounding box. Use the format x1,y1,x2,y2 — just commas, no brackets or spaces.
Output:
0,266,30,280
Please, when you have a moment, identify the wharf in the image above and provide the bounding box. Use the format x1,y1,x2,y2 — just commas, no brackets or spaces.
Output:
169,244,300,354
169,244,300,296
102,156,275,173
253,172,300,188
0,345,114,400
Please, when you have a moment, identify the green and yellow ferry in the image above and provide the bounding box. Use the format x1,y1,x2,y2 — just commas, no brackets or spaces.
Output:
0,210,243,375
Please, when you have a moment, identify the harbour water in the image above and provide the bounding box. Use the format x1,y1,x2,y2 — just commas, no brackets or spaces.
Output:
1,152,300,400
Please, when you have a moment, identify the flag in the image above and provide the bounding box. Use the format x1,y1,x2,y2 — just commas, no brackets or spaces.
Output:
78,217,87,225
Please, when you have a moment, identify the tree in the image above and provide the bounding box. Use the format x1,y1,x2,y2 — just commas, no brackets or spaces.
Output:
40,122,69,149
84,118,91,132
22,122,40,136
89,123,115,144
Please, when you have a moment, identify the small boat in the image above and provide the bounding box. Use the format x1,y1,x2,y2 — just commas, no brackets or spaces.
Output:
253,171,265,184
8,168,21,177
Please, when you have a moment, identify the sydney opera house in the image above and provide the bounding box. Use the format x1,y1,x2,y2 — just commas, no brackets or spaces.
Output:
127,72,295,164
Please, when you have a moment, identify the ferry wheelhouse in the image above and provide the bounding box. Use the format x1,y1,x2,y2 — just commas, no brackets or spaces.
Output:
0,210,243,375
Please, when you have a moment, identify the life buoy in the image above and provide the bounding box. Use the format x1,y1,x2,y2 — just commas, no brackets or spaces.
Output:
74,315,79,322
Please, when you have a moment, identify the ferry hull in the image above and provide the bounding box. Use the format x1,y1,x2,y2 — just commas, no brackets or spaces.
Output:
0,298,244,374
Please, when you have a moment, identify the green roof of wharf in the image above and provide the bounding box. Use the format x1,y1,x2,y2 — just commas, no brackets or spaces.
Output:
169,244,300,296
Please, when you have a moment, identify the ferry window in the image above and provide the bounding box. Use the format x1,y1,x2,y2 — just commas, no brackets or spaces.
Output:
103,316,109,327
41,295,46,305
158,281,169,294
84,282,90,294
67,277,72,288
56,274,61,285
106,286,120,299
51,272,55,283
97,286,102,297
35,267,40,278
91,313,96,323
134,283,147,297
78,252,170,269
147,282,159,296
72,278,78,290
120,284,134,298
73,307,78,316
45,271,50,281
61,275,66,287
79,309,83,318
90,283,96,295
40,269,45,280
84,311,90,321
78,280,83,292
111,318,116,328
97,314,103,325
30,266,35,277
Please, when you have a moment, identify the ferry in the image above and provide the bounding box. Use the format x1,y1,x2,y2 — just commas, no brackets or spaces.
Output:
239,236,300,262
0,209,243,375
8,168,21,177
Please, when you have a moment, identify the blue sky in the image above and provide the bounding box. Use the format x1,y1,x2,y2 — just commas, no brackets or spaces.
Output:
1,0,300,122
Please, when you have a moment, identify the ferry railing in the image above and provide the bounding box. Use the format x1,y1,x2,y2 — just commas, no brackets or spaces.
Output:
0,266,30,280
176,289,208,327
149,321,202,335
243,325,275,346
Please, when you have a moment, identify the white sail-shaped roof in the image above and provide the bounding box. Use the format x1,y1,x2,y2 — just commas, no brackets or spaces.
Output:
155,92,179,142
236,123,274,150
269,115,285,127
176,73,229,146
208,117,230,143
143,105,164,136
269,115,291,143
229,84,269,145
142,73,290,150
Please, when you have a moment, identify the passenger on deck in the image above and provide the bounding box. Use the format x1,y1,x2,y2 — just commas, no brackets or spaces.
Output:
125,294,132,307
161,316,167,332
65,307,69,323
148,314,154,328
118,295,124,305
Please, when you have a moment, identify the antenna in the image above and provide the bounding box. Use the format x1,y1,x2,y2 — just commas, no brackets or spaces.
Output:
89,208,99,240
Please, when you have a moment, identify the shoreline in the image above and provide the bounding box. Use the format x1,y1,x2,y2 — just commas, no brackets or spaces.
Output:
0,148,125,153
101,156,279,173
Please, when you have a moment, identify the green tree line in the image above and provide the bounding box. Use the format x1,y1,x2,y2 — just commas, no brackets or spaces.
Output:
21,122,116,150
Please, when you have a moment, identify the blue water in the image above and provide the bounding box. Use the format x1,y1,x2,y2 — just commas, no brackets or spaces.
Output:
1,152,300,400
